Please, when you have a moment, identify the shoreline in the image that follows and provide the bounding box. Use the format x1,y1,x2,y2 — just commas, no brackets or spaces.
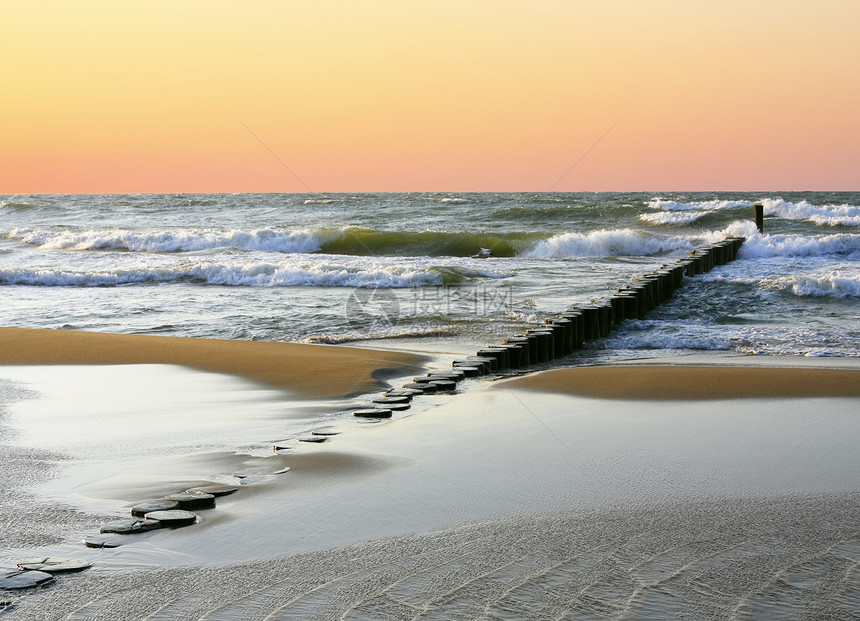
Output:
0,327,429,398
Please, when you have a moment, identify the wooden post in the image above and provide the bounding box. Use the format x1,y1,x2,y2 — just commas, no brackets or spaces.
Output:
754,203,764,233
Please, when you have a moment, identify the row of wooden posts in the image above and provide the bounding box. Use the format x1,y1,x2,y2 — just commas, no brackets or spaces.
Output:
359,237,746,415
451,236,747,374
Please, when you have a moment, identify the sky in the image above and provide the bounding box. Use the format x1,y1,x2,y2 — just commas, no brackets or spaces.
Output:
2,0,858,193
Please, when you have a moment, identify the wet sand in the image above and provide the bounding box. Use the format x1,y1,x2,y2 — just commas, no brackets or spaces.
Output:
507,363,860,400
0,327,428,398
2,328,860,619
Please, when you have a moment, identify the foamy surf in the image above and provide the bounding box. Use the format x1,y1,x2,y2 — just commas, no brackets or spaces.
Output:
1,190,858,355
524,228,693,258
6,227,339,254
761,198,860,227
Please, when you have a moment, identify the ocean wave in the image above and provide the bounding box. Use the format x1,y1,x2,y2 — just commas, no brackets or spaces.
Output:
640,199,755,227
1,201,40,210
646,198,754,212
639,211,709,226
6,227,334,254
317,228,533,257
760,198,860,227
524,229,692,258
5,226,539,258
439,197,470,204
0,261,508,288
761,272,860,299
738,231,860,258
0,268,174,287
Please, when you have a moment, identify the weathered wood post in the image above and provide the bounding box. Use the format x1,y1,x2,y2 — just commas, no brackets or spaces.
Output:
754,203,764,233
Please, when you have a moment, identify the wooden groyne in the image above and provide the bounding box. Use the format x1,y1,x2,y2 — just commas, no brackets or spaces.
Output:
448,237,746,375
362,236,747,412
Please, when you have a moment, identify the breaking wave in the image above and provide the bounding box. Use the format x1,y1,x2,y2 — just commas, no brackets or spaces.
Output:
0,262,509,288
738,232,860,258
5,227,540,258
525,229,693,258
760,198,860,227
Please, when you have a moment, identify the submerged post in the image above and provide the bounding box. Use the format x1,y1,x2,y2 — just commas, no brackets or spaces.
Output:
754,203,764,233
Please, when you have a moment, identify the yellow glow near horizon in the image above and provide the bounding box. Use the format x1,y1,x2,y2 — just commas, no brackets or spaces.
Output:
2,0,858,192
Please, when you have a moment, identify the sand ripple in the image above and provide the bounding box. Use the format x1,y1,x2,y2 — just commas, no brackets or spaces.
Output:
8,493,860,620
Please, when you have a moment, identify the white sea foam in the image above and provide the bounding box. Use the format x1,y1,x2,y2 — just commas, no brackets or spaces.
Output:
738,232,860,258
646,197,860,227
761,198,860,227
647,198,754,212
761,272,860,299
525,229,692,258
639,211,709,226
0,261,507,288
641,199,755,226
440,197,469,204
5,227,341,254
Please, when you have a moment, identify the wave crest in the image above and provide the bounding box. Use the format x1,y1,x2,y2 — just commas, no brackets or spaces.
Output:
6,227,335,254
739,232,860,258
0,261,509,288
762,272,860,299
524,229,691,258
761,198,860,227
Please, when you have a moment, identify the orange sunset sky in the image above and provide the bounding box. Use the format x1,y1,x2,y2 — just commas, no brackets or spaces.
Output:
2,0,858,193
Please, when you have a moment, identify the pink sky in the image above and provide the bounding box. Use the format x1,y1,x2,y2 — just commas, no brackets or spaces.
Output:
2,1,858,192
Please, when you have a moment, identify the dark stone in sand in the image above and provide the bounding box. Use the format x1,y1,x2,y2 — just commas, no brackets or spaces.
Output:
144,510,198,527
185,483,240,497
16,558,91,574
407,382,439,393
372,395,410,404
311,427,342,436
454,365,482,377
453,360,487,373
164,492,216,510
430,379,457,392
131,500,179,517
382,384,421,397
100,518,163,534
237,474,276,485
0,570,53,590
430,369,465,380
353,408,393,419
83,534,126,548
299,435,328,443
376,402,410,411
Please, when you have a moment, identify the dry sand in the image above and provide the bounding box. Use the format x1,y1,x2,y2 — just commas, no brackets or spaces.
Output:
2,328,860,619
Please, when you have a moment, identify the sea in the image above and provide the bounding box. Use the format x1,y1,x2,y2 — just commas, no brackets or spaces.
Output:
1,192,859,362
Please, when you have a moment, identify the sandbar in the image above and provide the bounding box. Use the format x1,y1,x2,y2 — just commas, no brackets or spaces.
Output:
0,327,427,398
504,363,860,400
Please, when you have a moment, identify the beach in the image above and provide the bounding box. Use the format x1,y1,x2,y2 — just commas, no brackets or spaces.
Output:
2,328,860,619
4,0,860,612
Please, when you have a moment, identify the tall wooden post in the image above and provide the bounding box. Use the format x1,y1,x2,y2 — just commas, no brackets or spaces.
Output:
754,203,764,233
